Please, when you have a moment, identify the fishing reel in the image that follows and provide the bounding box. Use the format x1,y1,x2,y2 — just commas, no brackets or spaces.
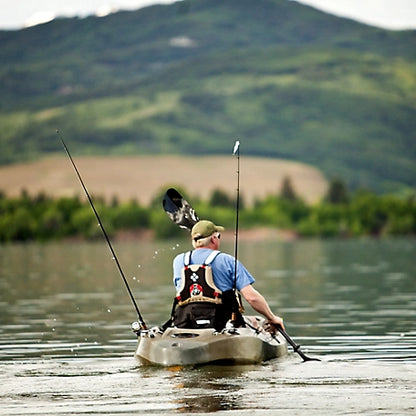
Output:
222,319,240,335
131,321,152,336
131,322,164,337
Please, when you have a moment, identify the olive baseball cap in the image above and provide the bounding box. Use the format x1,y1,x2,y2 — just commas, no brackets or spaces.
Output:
191,220,224,240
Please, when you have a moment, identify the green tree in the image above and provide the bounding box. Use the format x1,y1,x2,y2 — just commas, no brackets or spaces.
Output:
39,206,65,239
1,207,37,241
326,178,349,204
279,176,298,202
70,205,111,239
350,191,389,236
150,210,183,239
111,200,149,229
209,189,234,208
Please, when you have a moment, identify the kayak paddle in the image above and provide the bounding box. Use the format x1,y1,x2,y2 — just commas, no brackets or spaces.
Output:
162,188,199,230
275,325,321,362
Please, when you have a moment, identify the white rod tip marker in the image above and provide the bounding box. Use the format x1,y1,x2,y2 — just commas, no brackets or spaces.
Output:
233,140,240,155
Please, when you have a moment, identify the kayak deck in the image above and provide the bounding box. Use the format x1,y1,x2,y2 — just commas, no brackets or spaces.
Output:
134,318,288,366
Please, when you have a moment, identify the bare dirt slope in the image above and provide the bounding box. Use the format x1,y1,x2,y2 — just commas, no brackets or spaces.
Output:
0,155,328,205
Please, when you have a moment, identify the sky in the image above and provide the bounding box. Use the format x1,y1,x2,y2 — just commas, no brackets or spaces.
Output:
0,0,415,31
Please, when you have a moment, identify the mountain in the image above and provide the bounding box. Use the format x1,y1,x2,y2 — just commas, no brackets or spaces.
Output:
1,0,415,193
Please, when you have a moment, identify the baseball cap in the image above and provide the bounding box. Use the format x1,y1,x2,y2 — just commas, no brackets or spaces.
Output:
191,220,224,240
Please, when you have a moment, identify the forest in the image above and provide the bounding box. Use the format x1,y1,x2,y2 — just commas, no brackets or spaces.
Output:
1,178,414,242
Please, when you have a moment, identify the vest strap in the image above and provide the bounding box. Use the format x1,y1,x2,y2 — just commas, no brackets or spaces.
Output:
184,251,192,266
184,250,221,267
204,250,221,265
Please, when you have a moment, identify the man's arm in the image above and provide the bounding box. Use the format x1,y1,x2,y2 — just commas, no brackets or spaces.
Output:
240,284,285,330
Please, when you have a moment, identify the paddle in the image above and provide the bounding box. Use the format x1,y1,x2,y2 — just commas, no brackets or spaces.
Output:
162,188,199,230
274,324,321,362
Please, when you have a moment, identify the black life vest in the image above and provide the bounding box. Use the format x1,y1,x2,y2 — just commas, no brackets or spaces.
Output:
171,251,244,331
176,250,222,306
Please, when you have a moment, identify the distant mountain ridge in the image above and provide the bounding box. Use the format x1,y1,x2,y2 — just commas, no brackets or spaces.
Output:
0,0,415,192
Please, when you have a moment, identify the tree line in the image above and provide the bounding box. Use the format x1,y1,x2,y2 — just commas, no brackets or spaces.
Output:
0,178,415,243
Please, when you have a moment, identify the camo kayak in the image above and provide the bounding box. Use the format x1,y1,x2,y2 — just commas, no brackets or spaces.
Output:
134,317,288,366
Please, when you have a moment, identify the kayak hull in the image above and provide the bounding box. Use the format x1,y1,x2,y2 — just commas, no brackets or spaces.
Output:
135,319,288,366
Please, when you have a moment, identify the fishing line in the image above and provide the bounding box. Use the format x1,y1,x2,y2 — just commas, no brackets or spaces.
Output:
57,130,147,329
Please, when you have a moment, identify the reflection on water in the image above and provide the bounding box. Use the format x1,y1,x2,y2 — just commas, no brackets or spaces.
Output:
167,365,249,413
0,238,415,414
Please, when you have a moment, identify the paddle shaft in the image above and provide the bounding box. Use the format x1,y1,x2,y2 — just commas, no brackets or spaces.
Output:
275,325,320,362
58,131,147,329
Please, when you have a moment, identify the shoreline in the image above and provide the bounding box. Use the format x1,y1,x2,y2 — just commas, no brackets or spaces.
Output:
110,227,299,243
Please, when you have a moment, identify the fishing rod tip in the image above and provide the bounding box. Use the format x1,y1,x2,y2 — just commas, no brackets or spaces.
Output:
233,140,240,155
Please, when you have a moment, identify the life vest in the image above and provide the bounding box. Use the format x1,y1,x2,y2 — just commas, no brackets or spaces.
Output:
176,250,222,306
170,250,244,331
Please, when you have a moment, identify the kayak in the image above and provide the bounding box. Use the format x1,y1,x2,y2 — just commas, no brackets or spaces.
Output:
134,317,288,366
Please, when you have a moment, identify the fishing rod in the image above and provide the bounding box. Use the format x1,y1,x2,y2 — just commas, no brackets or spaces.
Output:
231,140,244,322
232,140,240,284
57,130,147,330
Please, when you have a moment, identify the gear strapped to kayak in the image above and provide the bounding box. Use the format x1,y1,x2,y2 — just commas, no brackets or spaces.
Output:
170,250,243,331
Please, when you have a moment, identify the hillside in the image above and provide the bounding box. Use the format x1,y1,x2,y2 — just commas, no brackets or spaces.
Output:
0,0,415,193
0,155,328,205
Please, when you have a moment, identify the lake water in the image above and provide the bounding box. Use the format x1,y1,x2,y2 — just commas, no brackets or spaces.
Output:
0,237,415,415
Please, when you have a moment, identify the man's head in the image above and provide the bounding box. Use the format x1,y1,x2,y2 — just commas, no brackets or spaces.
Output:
191,220,224,248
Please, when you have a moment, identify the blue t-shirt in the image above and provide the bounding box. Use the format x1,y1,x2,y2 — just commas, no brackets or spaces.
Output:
173,248,255,292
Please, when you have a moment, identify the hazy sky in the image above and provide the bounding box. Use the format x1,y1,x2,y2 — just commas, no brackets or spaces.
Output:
0,0,415,30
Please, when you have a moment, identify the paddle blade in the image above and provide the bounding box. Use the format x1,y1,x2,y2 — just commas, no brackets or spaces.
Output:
163,188,199,230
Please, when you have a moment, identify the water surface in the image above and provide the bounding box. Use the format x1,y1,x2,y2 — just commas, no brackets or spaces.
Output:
0,238,415,415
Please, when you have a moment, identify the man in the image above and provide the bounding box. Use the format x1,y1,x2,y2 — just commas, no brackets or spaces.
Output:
171,219,285,331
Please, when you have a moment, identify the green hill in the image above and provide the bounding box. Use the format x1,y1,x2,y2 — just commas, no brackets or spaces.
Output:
1,0,415,193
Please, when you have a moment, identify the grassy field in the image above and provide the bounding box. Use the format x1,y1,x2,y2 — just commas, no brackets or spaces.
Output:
0,155,328,206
